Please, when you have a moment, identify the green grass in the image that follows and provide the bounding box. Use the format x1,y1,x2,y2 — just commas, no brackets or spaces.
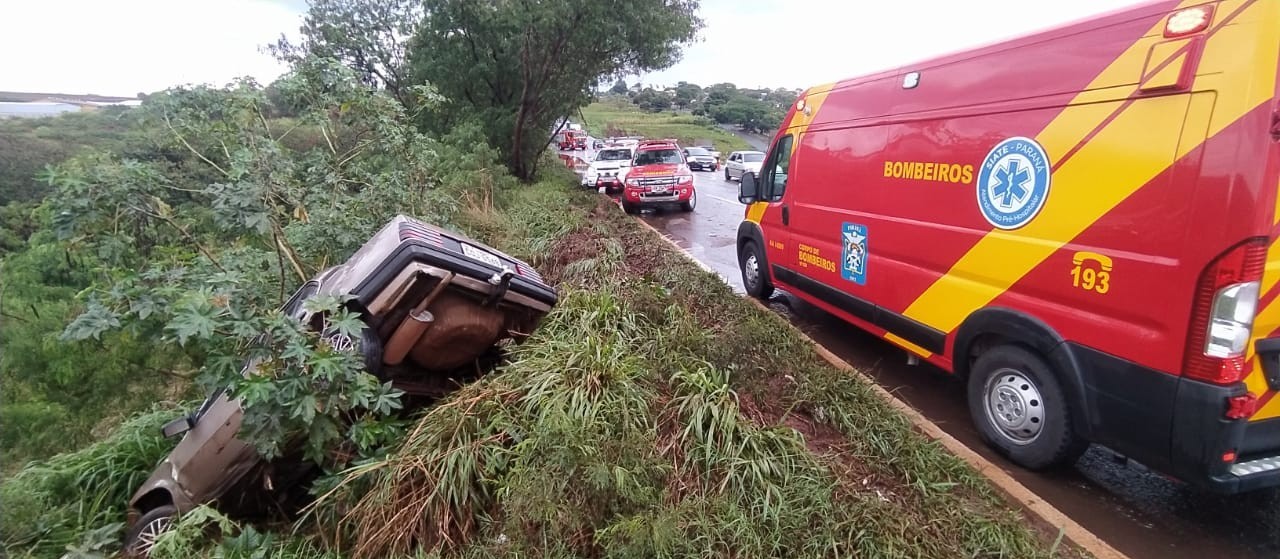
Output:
2,165,1082,558
306,170,1081,558
580,98,753,152
0,403,186,558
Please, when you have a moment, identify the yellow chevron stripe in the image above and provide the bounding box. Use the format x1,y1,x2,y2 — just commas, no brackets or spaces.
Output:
744,82,837,226
789,81,837,157
903,0,1276,336
885,333,933,359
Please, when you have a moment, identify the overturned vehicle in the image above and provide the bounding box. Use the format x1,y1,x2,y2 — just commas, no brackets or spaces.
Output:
122,215,557,555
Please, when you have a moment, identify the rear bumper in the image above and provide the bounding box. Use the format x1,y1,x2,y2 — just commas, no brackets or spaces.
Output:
1064,342,1280,493
350,241,558,310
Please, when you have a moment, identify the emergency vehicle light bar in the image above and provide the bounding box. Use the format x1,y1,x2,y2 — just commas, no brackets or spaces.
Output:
638,139,679,147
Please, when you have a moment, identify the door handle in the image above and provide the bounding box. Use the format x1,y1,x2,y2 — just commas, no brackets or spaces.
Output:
782,205,790,226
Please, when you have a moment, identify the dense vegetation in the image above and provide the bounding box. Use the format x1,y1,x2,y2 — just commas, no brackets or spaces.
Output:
2,159,1075,557
1,0,1071,557
619,79,800,133
580,98,752,152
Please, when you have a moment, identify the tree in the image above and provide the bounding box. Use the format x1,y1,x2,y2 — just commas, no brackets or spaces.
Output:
711,96,778,132
609,79,629,95
703,82,738,108
673,81,702,109
271,0,422,105
633,88,670,113
407,0,703,181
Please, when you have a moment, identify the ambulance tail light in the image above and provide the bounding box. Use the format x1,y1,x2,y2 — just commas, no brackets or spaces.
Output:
1183,238,1267,385
1164,5,1213,38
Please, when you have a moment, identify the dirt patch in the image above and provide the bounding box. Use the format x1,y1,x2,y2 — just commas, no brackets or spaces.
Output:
543,228,608,284
618,229,664,279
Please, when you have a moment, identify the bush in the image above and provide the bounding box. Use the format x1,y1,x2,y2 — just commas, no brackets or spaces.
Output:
1,403,185,558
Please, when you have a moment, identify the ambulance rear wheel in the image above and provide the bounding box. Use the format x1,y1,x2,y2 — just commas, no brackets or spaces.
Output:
967,345,1085,470
739,241,773,299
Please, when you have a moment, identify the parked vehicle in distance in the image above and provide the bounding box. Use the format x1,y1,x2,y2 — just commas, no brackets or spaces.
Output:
593,139,605,149
559,129,586,150
621,139,695,214
695,144,722,166
581,147,633,192
122,215,558,556
682,146,719,171
736,0,1280,494
723,150,764,182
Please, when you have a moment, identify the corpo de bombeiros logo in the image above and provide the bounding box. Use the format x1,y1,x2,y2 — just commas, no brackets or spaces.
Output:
976,137,1052,230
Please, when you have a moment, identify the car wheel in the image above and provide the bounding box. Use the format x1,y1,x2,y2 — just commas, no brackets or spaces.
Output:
123,505,177,557
622,202,639,215
738,241,773,299
681,190,696,212
967,345,1087,470
322,320,385,379
724,168,731,181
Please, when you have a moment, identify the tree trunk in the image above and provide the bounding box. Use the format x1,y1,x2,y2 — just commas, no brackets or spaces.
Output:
511,28,534,182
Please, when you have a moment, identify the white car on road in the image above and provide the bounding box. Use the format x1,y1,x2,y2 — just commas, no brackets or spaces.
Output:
580,147,633,192
724,150,765,182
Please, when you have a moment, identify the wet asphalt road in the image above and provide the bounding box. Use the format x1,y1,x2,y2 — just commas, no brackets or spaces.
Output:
563,142,1280,558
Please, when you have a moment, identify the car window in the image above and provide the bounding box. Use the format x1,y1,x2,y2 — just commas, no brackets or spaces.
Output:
743,152,765,163
685,147,710,156
758,137,793,202
596,149,630,161
634,148,683,165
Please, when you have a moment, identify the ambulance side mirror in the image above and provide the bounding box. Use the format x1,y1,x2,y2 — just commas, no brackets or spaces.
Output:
738,172,759,204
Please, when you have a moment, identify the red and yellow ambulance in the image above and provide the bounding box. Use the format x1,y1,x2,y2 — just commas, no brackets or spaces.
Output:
736,0,1280,492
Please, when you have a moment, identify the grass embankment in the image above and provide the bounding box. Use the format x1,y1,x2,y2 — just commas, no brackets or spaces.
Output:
317,173,1077,557
581,97,752,152
2,169,1079,558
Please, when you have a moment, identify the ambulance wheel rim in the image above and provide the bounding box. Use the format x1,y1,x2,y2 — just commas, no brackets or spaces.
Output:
983,368,1044,445
744,253,760,289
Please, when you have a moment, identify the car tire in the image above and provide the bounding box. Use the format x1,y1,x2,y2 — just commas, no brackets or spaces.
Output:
322,320,385,379
123,505,177,557
622,202,639,215
967,345,1087,470
724,168,731,181
681,191,696,212
738,241,774,299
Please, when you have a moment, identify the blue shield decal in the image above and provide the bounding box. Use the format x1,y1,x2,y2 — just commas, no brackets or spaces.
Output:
841,222,867,285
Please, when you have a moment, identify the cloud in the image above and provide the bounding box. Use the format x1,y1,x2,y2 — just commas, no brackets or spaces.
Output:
0,0,303,96
2,0,1153,96
640,0,1152,89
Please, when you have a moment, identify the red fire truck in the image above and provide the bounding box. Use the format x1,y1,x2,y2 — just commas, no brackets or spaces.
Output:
736,0,1280,492
558,129,587,150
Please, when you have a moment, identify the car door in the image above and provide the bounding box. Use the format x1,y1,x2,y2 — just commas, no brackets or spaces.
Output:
727,153,742,178
755,136,795,274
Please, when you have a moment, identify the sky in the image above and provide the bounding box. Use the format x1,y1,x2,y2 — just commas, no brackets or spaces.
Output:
0,0,1151,97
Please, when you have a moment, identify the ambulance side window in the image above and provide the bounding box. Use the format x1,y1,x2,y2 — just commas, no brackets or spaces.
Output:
761,135,794,202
